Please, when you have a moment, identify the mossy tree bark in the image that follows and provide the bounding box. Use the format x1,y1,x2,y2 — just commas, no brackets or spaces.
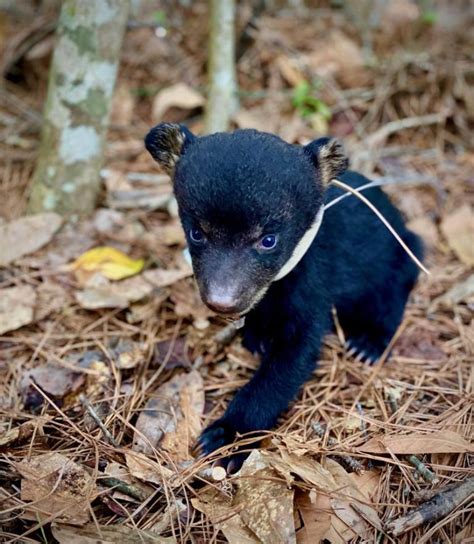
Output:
204,0,238,134
28,0,129,216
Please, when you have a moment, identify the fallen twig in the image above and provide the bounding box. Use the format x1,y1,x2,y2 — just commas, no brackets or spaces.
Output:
364,112,447,148
407,455,438,484
312,422,364,473
99,476,151,502
385,477,474,536
79,394,119,448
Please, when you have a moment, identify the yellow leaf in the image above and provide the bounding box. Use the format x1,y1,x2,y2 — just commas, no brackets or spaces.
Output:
69,246,144,282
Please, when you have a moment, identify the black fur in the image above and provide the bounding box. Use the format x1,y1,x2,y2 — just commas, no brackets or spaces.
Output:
145,124,423,470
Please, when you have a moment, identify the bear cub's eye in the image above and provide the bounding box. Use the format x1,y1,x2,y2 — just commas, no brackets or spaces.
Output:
258,234,278,251
189,227,205,244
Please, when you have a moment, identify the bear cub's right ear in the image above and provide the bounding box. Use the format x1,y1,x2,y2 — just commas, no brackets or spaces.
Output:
145,123,196,174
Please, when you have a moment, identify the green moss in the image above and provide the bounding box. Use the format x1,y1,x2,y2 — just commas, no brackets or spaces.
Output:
69,26,96,54
80,88,107,117
55,72,66,87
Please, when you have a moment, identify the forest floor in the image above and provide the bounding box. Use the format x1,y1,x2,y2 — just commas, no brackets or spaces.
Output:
0,1,472,543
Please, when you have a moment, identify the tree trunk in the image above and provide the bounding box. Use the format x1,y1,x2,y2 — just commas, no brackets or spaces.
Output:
204,0,238,134
28,0,129,216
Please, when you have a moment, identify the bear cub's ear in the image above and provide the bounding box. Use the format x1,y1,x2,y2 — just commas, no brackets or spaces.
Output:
145,123,196,174
304,137,349,186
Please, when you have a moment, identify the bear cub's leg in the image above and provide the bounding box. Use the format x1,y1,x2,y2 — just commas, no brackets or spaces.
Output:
198,303,331,471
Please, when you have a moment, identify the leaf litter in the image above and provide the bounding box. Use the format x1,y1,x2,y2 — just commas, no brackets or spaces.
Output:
0,2,473,543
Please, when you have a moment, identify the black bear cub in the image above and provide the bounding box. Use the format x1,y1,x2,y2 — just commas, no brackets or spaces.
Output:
145,124,423,471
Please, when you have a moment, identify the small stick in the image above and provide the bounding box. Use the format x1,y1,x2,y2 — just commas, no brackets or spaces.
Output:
99,476,150,502
79,394,119,448
330,179,429,276
407,455,438,484
385,477,474,536
412,482,459,504
365,112,446,147
312,422,364,473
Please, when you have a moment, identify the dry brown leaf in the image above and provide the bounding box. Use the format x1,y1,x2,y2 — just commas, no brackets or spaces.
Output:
0,285,37,334
150,498,187,535
152,82,205,121
407,216,439,248
381,0,420,28
325,460,382,532
104,169,172,210
52,522,176,543
0,213,62,266
192,488,259,544
306,30,365,86
235,450,296,544
132,370,204,461
296,489,332,544
125,451,175,486
277,55,306,87
330,499,368,539
16,452,97,525
430,274,474,310
127,293,168,324
171,279,213,330
233,109,271,132
279,114,309,144
154,337,192,370
272,449,338,492
35,281,69,320
157,222,186,246
0,420,39,447
143,261,193,288
270,451,381,542
109,339,146,370
21,363,85,399
75,274,154,309
324,516,357,544
358,430,473,454
441,205,474,265
349,470,381,502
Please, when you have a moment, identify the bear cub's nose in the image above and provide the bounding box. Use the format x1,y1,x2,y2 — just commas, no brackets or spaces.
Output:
205,287,241,314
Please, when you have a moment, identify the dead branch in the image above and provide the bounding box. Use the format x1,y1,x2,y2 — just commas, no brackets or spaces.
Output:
385,477,474,536
364,112,448,148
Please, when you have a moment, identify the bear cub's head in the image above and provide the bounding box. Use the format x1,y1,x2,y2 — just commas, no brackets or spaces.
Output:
145,124,348,315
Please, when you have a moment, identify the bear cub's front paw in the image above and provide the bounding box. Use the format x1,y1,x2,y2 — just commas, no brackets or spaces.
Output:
198,416,237,456
198,416,258,474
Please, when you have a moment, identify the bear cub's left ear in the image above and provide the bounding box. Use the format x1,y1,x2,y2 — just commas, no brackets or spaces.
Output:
145,123,196,174
304,137,349,187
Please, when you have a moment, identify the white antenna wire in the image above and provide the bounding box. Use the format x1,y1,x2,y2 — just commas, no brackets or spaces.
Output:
329,178,429,276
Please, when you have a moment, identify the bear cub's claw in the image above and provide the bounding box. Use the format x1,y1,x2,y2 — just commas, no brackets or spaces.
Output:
198,417,237,457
